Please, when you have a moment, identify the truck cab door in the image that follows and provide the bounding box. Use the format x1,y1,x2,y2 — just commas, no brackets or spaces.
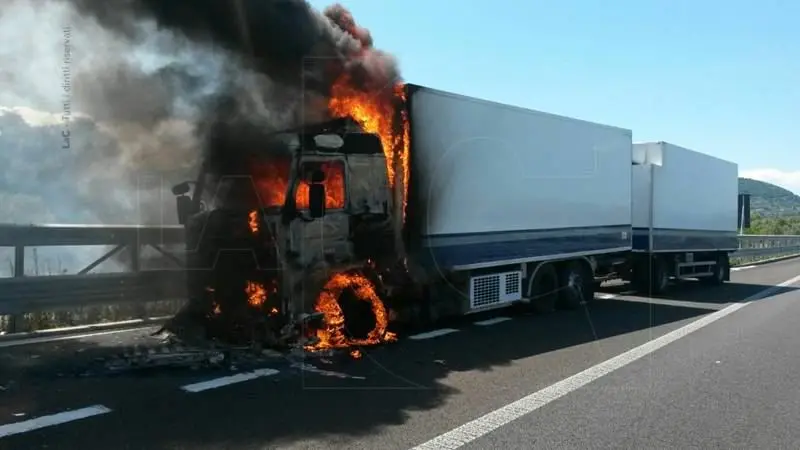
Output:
287,159,352,268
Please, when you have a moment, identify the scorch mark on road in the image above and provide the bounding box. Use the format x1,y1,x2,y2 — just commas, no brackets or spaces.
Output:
409,273,800,450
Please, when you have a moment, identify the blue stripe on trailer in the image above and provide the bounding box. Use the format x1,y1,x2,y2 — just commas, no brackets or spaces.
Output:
415,225,631,270
632,227,739,252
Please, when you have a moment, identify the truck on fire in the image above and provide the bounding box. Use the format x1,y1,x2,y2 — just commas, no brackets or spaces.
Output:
168,84,738,349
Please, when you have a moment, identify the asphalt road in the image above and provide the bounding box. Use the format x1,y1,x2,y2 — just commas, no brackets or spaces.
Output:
1,258,800,450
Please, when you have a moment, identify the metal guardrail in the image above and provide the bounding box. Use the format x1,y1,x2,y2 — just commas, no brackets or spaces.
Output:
0,224,186,332
730,234,800,260
0,224,799,329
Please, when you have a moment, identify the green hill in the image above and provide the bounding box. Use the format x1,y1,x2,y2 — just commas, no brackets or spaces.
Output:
739,177,800,217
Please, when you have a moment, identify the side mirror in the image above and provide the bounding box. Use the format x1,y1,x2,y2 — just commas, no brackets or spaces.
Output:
309,184,326,218
176,195,194,225
172,181,191,196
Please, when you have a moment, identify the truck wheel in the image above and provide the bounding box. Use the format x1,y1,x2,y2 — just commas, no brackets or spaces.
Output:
528,264,558,313
701,254,728,286
634,257,669,296
557,262,594,309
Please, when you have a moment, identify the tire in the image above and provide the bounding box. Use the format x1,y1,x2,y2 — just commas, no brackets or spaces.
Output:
557,261,595,309
633,256,669,296
701,253,728,286
528,264,559,313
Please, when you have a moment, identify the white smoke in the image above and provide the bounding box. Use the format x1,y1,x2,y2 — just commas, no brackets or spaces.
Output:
0,0,308,227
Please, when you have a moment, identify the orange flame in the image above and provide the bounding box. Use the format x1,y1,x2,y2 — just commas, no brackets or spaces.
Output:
305,271,398,352
328,77,410,217
252,159,346,209
245,281,267,307
248,210,259,233
295,161,347,209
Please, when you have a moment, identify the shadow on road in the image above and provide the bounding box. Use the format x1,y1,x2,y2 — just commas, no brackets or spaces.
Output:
0,280,797,449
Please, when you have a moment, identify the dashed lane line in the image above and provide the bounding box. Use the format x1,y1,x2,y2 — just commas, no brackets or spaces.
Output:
474,317,512,326
181,368,280,393
408,329,459,340
0,405,112,439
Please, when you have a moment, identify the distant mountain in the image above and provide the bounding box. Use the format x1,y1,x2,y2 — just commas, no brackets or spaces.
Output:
739,177,800,217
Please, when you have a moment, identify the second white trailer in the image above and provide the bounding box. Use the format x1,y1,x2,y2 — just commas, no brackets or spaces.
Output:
618,141,739,293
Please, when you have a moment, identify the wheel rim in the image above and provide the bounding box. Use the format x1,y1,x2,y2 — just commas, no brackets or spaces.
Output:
568,271,584,301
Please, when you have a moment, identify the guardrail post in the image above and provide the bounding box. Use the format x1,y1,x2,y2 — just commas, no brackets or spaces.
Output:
14,245,24,277
131,244,147,319
8,246,25,333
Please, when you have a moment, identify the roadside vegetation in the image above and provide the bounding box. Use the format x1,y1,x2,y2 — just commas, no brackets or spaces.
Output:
744,214,800,235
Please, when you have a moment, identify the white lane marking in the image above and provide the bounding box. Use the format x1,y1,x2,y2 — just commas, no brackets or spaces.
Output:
0,405,112,438
474,317,511,326
410,273,800,450
596,293,618,300
0,326,161,348
291,363,366,380
408,329,459,340
731,265,756,272
181,368,279,393
613,297,725,311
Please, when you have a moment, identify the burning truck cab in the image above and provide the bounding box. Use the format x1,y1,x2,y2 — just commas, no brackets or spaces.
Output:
170,116,402,348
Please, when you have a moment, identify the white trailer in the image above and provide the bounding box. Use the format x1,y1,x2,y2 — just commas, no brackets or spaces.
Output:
403,84,634,314
616,141,739,294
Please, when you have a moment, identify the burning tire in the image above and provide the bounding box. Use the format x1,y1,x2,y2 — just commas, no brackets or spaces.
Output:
305,270,397,352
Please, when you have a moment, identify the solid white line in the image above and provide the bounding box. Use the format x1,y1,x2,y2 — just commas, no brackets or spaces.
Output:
596,293,618,300
731,265,756,272
408,329,459,340
410,273,800,450
474,317,511,326
613,297,725,311
0,405,112,438
181,368,280,393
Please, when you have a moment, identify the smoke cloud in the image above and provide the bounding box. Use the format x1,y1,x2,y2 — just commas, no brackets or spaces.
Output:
1,0,400,226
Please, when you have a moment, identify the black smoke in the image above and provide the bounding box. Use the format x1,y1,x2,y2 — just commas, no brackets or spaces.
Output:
66,0,400,179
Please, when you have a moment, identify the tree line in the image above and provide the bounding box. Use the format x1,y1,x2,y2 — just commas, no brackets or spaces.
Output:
745,214,800,235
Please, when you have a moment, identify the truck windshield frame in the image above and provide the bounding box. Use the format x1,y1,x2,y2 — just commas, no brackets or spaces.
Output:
293,158,347,211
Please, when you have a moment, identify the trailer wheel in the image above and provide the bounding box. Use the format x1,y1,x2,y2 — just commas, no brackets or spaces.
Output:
701,253,729,286
528,263,558,313
634,256,669,296
557,262,594,309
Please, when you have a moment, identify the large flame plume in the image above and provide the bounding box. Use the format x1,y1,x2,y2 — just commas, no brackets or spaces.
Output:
328,78,410,217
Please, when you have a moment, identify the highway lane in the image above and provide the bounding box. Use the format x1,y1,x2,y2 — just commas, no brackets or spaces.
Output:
455,270,800,449
0,258,798,449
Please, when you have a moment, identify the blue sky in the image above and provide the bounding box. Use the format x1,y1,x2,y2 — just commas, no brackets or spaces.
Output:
310,0,800,193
